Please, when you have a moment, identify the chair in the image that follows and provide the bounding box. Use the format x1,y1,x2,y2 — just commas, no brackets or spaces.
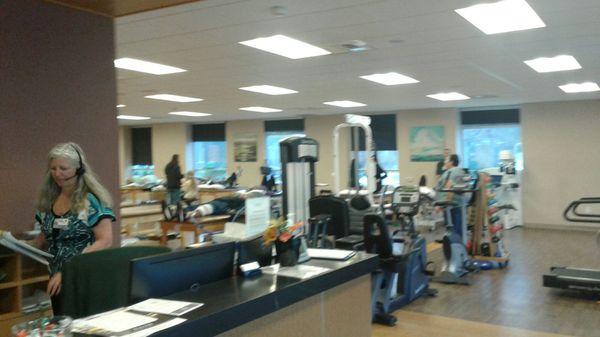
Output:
60,246,170,318
309,195,350,239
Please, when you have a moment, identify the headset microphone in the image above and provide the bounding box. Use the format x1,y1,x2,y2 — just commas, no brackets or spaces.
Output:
68,144,86,180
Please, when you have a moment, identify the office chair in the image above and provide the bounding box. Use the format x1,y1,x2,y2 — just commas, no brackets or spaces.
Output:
309,195,363,249
60,246,170,318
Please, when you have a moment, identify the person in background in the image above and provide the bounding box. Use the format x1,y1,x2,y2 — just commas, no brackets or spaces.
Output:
437,154,467,237
435,147,451,181
181,170,199,201
33,142,115,314
374,152,388,193
165,154,183,205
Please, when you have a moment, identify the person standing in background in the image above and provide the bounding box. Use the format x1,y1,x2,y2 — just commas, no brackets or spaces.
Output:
33,142,115,313
165,154,183,205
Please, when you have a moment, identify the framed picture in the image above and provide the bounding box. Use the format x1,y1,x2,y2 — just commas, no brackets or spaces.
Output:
234,134,257,162
409,126,445,162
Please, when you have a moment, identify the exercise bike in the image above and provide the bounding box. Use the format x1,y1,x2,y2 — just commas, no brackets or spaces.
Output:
365,186,437,326
433,176,479,285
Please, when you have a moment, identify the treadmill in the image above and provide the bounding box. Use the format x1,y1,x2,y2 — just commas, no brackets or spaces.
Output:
543,197,600,293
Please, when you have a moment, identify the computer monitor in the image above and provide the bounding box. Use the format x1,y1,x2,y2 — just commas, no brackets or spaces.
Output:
129,242,236,303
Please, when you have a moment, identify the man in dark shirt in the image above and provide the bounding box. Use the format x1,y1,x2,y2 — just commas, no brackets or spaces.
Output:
165,154,183,205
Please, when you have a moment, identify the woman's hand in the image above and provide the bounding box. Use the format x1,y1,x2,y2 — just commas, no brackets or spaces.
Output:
47,272,62,296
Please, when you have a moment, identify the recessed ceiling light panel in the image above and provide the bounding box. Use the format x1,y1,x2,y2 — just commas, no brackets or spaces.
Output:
145,94,203,103
116,104,126,108
323,100,367,108
427,92,470,101
117,115,151,120
360,72,419,85
559,82,600,93
239,107,282,113
239,85,298,95
524,55,582,73
239,35,331,59
114,58,186,75
168,111,212,117
455,0,545,35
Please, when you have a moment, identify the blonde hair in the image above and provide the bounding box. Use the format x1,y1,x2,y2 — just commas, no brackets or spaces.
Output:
37,142,113,213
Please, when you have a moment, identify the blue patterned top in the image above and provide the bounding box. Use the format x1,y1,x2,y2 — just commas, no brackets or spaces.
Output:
35,193,116,275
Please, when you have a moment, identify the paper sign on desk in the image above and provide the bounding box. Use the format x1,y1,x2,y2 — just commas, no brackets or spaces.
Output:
73,309,157,334
128,298,204,316
261,263,330,279
244,196,270,237
73,308,187,337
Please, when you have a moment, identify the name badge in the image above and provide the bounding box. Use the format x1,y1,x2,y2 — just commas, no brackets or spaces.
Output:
53,218,69,229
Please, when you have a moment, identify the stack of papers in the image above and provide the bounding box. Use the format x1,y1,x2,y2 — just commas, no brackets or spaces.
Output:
261,264,330,279
307,248,356,261
72,299,203,336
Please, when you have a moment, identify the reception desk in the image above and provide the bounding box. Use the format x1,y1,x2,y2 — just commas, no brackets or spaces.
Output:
75,253,377,337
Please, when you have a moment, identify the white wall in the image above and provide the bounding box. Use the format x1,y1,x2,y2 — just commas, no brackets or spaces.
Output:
151,123,190,179
521,100,600,228
305,114,351,192
226,119,265,188
396,108,459,186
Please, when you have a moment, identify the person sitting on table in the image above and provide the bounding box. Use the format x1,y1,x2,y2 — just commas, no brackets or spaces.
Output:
32,142,115,314
162,189,266,221
181,170,199,201
170,190,265,220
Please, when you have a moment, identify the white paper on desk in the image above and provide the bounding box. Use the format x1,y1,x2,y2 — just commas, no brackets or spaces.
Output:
307,248,356,261
261,263,331,279
76,309,157,333
120,318,186,337
129,298,204,316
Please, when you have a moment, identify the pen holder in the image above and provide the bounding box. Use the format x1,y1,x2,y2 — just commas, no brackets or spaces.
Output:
275,238,300,267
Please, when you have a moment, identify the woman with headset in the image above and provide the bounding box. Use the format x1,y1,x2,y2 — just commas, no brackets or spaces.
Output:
32,142,115,313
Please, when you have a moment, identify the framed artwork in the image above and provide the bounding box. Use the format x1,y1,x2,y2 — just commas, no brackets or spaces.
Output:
409,126,445,162
234,134,257,162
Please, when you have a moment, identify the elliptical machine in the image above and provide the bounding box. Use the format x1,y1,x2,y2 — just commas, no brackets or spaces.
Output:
433,174,479,285
365,186,437,326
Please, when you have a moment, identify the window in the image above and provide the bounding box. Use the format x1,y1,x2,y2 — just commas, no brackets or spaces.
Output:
350,114,400,187
191,124,227,181
264,119,305,182
356,151,400,187
265,131,305,182
460,108,523,171
461,125,522,171
192,141,227,180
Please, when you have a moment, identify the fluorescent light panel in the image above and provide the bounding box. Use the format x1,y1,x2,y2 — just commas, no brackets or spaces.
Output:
239,107,282,113
116,104,126,108
169,111,212,117
360,72,419,85
239,35,331,59
455,0,545,35
427,92,470,101
559,82,600,93
524,55,582,73
145,94,203,103
117,115,150,120
239,85,298,95
114,57,186,75
323,100,366,108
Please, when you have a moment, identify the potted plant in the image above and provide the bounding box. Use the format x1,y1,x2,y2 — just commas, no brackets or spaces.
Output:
263,217,303,267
